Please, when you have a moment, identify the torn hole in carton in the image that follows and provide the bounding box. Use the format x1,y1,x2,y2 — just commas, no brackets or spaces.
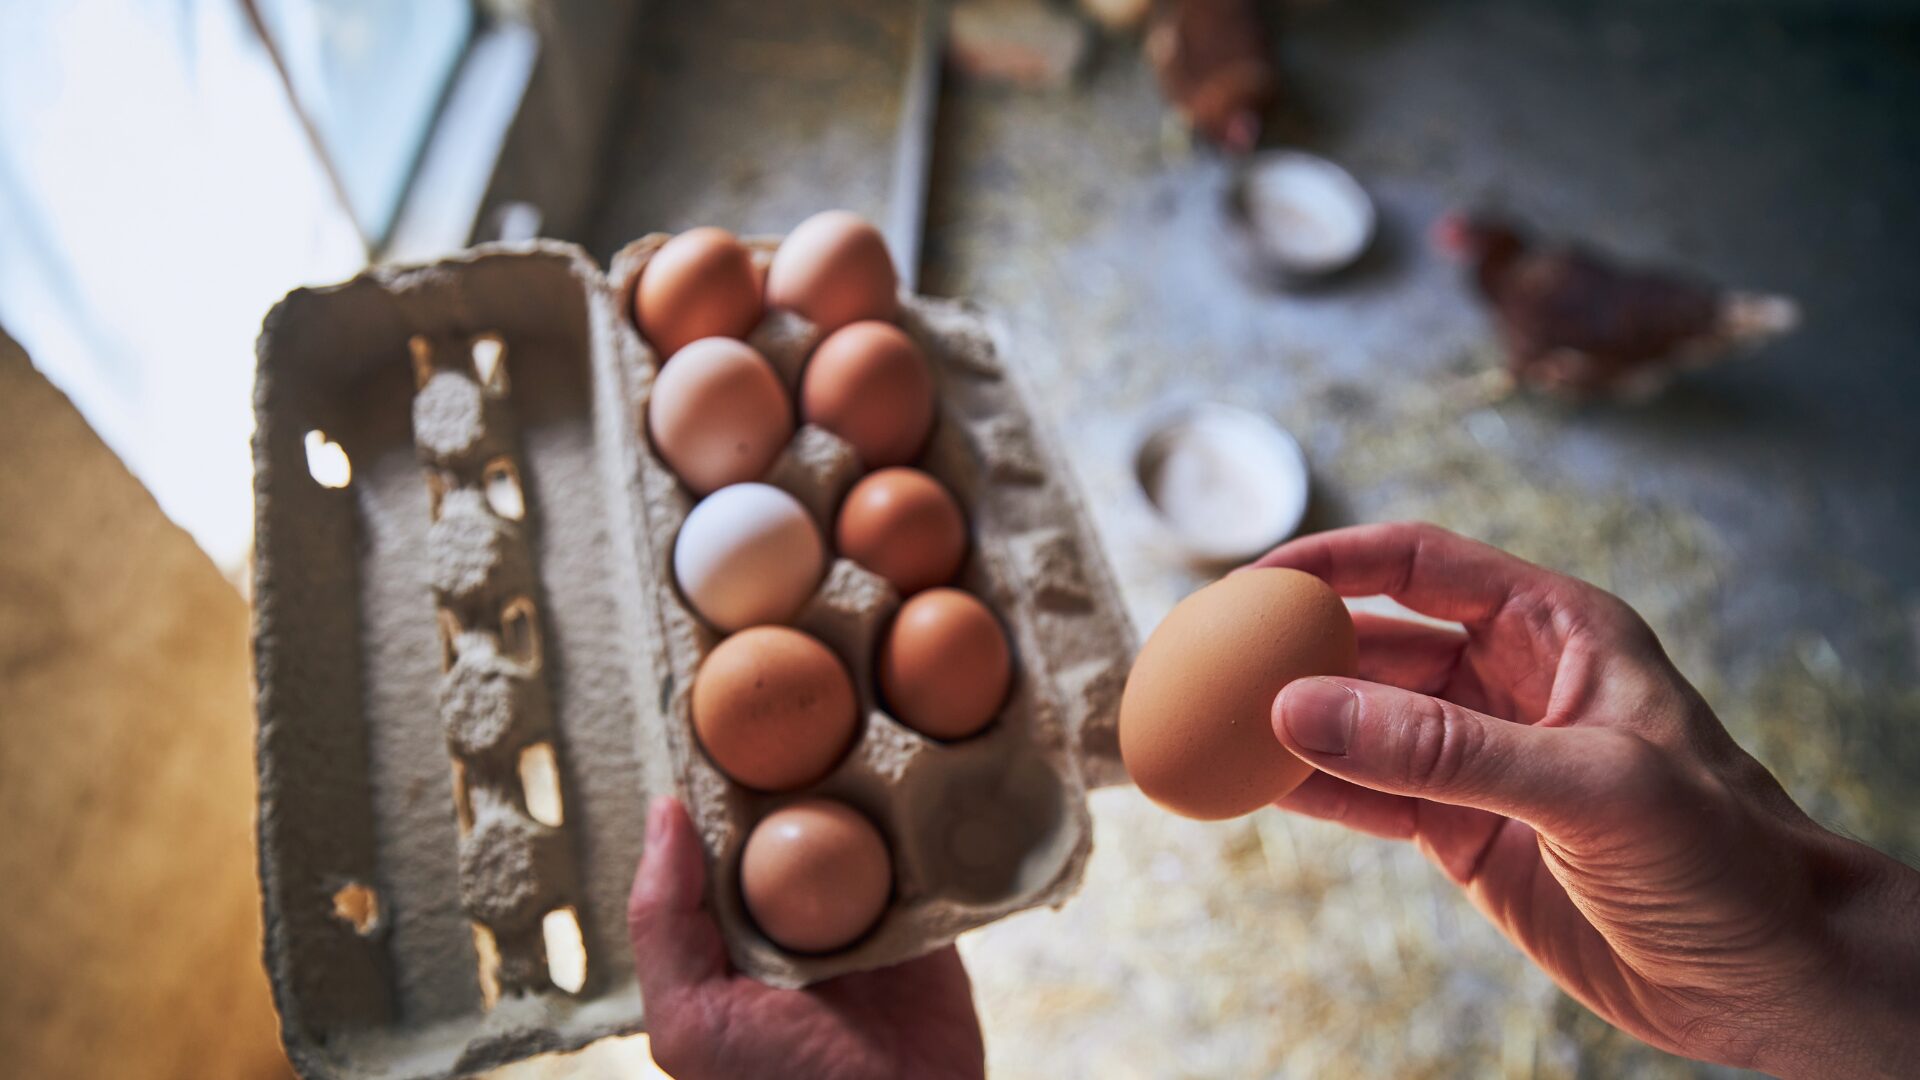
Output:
450,759,475,835
543,907,587,994
331,881,381,935
438,609,464,672
500,597,541,669
518,743,564,827
409,334,435,390
472,922,503,1009
483,457,526,521
304,430,352,489
471,333,508,396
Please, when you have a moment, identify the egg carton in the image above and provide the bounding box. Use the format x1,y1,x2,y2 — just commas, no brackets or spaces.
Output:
252,238,1133,1079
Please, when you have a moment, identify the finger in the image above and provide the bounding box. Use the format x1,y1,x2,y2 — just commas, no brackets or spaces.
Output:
1275,770,1517,886
629,796,728,996
1273,676,1620,835
1253,522,1564,628
1352,612,1466,696
1274,771,1417,840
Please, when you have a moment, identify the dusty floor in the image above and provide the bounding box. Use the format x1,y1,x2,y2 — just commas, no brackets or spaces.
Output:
580,1,1919,1076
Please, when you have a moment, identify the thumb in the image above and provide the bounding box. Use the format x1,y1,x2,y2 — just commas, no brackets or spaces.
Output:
628,795,728,995
1273,677,1613,835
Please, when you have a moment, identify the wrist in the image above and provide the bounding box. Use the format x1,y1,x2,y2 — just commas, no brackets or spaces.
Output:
1764,833,1920,1079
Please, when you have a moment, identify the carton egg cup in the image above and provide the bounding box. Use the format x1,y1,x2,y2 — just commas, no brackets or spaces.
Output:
252,236,1133,1079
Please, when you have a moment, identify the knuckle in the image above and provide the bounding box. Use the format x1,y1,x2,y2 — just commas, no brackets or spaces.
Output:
1400,520,1459,545
1571,584,1661,652
1501,584,1561,641
1398,522,1464,568
626,887,656,942
1380,521,1452,561
1397,695,1482,792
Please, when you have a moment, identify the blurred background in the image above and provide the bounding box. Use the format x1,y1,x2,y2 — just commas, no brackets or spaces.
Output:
2,0,1916,1077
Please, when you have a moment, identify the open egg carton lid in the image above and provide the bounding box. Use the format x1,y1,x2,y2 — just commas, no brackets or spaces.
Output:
252,236,1134,1079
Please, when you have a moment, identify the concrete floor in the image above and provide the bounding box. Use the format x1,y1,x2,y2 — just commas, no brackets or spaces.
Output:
586,2,1919,1075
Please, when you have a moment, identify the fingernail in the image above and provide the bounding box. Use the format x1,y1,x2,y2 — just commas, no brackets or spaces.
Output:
646,795,674,846
1282,678,1356,755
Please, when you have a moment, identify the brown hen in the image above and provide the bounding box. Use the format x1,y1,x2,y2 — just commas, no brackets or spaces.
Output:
1436,212,1800,402
1146,0,1277,153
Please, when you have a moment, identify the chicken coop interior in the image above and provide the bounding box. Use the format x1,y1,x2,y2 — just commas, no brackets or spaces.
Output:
2,0,1916,1078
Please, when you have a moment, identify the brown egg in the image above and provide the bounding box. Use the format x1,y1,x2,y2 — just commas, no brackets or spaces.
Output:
1118,568,1356,820
802,321,935,468
635,227,762,358
765,210,898,334
834,468,966,595
879,588,1010,740
693,627,857,791
647,338,793,495
740,798,892,953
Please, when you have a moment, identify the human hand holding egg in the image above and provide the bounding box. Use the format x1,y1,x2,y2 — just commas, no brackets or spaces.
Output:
1233,523,1918,1078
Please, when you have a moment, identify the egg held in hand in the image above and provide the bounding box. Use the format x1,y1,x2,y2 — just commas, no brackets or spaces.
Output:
740,798,893,954
1118,567,1356,820
693,626,858,792
648,338,792,495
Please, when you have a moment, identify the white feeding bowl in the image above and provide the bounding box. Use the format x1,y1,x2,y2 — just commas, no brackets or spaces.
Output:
1227,150,1376,280
1132,403,1311,564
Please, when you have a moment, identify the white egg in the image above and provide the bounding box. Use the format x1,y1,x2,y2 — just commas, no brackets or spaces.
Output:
674,483,825,632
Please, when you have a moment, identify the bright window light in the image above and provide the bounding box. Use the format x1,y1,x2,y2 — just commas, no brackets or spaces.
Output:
0,2,370,571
